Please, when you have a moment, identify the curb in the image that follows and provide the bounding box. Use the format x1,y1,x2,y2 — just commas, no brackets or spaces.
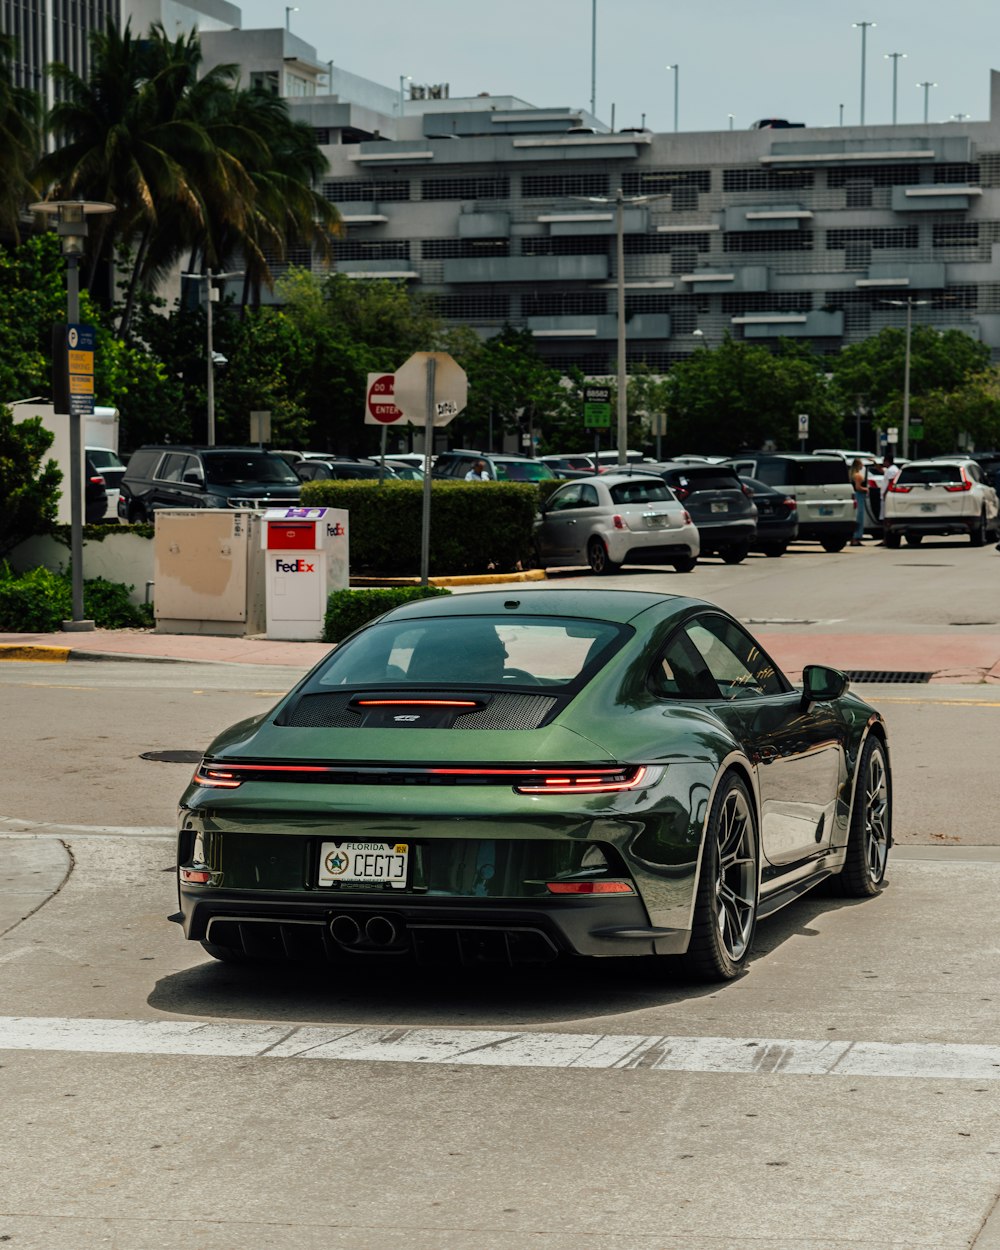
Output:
350,570,547,588
0,644,70,663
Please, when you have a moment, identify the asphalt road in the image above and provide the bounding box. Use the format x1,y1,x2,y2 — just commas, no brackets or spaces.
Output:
2,545,1000,1249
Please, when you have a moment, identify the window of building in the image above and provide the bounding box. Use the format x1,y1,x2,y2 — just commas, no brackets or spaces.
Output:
332,240,411,261
721,292,813,314
284,71,315,98
827,164,924,189
521,172,609,198
523,292,607,316
249,71,279,96
313,128,331,144
521,235,609,256
933,222,979,248
723,168,815,192
421,176,510,200
622,169,711,196
826,226,918,249
321,179,411,203
723,230,814,252
421,238,510,259
933,163,981,184
430,291,512,320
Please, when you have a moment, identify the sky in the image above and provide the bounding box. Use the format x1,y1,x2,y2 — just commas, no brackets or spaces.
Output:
233,0,1000,133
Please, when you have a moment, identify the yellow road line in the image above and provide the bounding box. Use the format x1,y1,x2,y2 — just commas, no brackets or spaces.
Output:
0,645,70,663
873,695,1000,707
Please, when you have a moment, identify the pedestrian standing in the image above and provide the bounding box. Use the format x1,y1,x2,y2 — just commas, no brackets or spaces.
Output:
850,458,867,545
465,460,490,481
877,452,901,544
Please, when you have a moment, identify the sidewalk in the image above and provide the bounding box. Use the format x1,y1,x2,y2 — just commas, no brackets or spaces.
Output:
2,624,1000,681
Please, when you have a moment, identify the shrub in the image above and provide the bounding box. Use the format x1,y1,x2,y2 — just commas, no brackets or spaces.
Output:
323,585,451,643
0,563,153,631
0,407,62,558
300,480,538,574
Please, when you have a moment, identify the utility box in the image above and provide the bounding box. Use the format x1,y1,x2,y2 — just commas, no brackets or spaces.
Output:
262,506,349,641
153,510,265,635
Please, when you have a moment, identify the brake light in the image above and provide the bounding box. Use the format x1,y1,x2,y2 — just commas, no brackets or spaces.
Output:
945,470,973,492
783,497,796,510
682,510,693,524
192,764,243,788
546,880,635,895
674,486,690,501
89,474,105,486
515,766,649,794
741,484,753,498
179,866,212,884
612,513,627,530
354,699,478,708
888,481,911,493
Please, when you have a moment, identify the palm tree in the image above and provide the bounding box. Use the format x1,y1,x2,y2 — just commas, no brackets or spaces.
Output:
0,35,41,241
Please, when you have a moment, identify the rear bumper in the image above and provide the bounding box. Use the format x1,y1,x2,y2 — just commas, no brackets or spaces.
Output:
179,887,689,962
884,514,977,538
694,519,756,552
796,519,854,541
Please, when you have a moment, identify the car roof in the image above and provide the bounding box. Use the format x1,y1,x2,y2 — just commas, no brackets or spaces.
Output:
586,472,668,485
377,587,694,627
442,448,532,461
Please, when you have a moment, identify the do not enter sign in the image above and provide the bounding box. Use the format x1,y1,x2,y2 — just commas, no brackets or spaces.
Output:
365,373,405,425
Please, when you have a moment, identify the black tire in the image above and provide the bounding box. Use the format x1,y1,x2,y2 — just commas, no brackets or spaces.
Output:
820,537,847,553
200,939,260,964
671,555,698,573
127,503,148,524
679,772,759,981
883,530,901,549
759,543,787,558
904,532,924,546
587,538,621,574
831,735,890,898
721,545,749,565
970,511,987,547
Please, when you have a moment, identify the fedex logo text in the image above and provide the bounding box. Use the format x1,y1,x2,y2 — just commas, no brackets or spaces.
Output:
274,558,316,573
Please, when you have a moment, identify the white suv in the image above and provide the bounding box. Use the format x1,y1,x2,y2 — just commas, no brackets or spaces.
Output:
882,457,1000,547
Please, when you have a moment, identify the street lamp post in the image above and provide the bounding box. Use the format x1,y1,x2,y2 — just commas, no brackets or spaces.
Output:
399,74,412,117
881,297,931,458
918,81,936,123
853,22,875,124
182,270,243,445
29,198,115,630
590,0,597,116
666,64,679,132
885,52,906,124
285,6,298,30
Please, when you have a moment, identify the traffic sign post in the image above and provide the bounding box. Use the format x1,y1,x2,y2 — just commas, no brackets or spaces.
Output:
583,385,612,462
391,352,469,585
887,426,899,445
797,412,809,452
364,373,405,425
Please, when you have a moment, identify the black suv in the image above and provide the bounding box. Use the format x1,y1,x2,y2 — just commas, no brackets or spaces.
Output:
117,446,301,521
636,462,757,562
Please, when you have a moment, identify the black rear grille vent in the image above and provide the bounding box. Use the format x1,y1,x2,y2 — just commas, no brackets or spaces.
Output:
282,691,558,729
845,670,932,684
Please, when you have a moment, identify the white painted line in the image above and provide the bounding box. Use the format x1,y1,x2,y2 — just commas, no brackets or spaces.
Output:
3,1017,1000,1080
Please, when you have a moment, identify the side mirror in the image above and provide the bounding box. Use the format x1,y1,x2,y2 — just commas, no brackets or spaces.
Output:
182,471,204,487
801,664,849,711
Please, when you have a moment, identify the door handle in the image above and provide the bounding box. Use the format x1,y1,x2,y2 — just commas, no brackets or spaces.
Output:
756,746,778,765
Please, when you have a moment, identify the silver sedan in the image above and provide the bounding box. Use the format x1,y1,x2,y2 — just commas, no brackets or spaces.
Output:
535,473,700,574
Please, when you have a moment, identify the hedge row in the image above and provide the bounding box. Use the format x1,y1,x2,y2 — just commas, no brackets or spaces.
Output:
300,480,540,574
0,563,153,631
323,585,451,643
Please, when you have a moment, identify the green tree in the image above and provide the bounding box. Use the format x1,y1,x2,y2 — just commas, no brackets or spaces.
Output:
0,35,41,241
664,336,838,453
0,405,62,556
913,372,1000,455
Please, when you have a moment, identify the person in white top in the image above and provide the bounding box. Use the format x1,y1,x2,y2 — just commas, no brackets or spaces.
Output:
879,453,900,507
465,460,490,481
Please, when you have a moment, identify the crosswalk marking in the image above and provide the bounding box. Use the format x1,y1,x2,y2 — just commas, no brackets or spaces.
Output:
1,1016,999,1079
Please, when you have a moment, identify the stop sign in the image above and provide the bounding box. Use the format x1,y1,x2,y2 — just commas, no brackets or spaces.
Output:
365,373,405,425
391,352,468,427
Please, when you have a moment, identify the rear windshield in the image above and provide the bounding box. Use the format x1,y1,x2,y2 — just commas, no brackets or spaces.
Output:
87,448,124,471
755,460,848,487
313,615,626,688
672,468,740,491
897,464,963,486
608,480,674,505
494,461,555,481
203,453,301,485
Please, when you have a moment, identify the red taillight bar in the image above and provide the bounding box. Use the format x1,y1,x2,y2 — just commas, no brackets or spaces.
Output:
546,880,635,895
354,699,479,707
887,481,911,493
945,470,973,492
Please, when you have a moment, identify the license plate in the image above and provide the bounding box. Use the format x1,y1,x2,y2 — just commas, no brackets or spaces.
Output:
318,841,409,889
711,501,728,513
642,511,668,528
818,506,834,516
920,503,937,513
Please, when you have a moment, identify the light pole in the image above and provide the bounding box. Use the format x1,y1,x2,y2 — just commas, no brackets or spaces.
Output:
399,74,412,117
285,5,298,30
918,81,936,123
853,22,875,124
182,270,243,446
590,0,597,116
728,113,734,130
881,297,931,458
839,102,844,125
29,198,115,630
666,64,679,132
885,52,906,123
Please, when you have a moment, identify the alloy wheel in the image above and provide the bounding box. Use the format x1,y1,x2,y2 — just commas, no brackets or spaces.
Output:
714,787,757,961
862,746,890,884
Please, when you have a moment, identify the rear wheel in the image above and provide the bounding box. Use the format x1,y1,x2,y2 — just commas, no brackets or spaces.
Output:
127,502,148,524
831,736,890,897
671,555,698,573
820,537,847,553
883,530,901,549
904,532,924,546
970,511,987,547
679,773,758,981
721,545,749,565
587,538,621,574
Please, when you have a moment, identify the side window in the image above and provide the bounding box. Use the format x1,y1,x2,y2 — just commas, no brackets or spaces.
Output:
549,485,582,511
158,453,189,482
754,461,786,487
650,630,720,700
182,456,204,483
685,615,786,700
578,484,600,507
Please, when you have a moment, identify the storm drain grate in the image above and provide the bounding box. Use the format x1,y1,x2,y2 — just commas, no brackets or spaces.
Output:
844,670,933,685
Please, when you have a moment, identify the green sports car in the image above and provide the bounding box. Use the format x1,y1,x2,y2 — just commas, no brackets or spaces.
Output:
176,588,892,981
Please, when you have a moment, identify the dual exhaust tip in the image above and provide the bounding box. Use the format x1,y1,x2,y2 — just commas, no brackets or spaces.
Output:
330,914,399,948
